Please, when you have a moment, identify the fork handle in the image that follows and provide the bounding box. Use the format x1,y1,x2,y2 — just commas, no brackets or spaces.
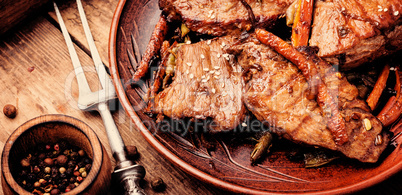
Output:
112,164,146,195
98,102,128,162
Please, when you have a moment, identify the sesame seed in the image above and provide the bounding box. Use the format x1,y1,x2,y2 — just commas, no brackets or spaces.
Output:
378,8,383,12
378,5,382,9
222,54,230,60
189,74,194,79
214,66,220,70
203,68,209,71
186,40,191,44
210,14,216,19
390,67,395,71
221,42,226,48
207,40,212,45
186,62,192,66
208,10,213,14
211,88,216,93
363,118,372,131
201,75,206,79
215,71,221,75
217,53,221,58
214,75,220,79
221,83,225,88
341,7,345,11
200,54,205,59
306,0,309,2
394,11,399,16
209,70,215,74
241,123,247,127
201,79,208,83
384,8,388,12
185,70,189,74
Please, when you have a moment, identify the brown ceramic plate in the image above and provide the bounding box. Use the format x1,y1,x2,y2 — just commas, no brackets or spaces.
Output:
108,0,402,194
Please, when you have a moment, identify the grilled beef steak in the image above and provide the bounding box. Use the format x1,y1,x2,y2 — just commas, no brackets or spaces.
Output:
152,36,246,132
159,0,295,36
227,34,389,162
309,0,402,69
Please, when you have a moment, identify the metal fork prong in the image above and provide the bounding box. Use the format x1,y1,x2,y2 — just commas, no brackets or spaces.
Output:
76,0,109,89
53,1,92,96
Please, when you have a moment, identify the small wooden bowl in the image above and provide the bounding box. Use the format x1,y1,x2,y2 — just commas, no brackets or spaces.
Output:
1,114,112,195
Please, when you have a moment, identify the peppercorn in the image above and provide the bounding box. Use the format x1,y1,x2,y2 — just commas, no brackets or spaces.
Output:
39,179,47,186
126,145,138,157
59,167,66,174
39,153,46,159
151,177,166,192
78,149,85,157
50,188,60,195
3,104,17,118
15,141,92,194
44,158,53,166
78,167,86,173
33,166,40,173
34,181,41,188
73,171,80,177
57,155,68,166
44,167,51,174
20,158,30,167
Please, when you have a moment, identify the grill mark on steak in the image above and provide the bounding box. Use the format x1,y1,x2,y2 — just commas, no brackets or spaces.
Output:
228,34,389,162
159,0,295,36
152,36,246,132
309,0,402,69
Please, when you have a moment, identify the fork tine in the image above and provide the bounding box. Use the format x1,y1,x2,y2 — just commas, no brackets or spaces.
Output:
53,1,92,95
76,0,111,89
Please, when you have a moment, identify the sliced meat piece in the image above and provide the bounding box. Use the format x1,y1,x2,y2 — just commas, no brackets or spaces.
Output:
159,0,295,36
152,36,246,132
228,34,389,162
309,0,402,69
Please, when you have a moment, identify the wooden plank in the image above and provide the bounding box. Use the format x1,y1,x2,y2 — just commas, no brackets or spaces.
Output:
0,16,222,194
48,0,116,68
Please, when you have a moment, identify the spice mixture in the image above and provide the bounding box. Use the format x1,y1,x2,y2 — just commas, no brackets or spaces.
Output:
14,140,92,194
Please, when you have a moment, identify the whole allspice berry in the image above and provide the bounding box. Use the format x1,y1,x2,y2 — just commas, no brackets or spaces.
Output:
126,145,138,157
57,155,68,166
151,177,166,192
3,104,17,118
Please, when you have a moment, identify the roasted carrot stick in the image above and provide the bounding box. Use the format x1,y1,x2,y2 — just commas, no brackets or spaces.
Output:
145,40,170,113
366,65,390,110
255,28,348,145
291,0,314,47
132,15,169,82
377,68,402,126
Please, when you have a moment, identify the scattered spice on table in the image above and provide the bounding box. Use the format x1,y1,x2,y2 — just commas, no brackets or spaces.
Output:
3,104,17,118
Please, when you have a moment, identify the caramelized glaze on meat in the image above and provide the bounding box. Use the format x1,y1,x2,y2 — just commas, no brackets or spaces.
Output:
152,36,246,132
228,34,389,162
159,0,295,36
309,0,402,69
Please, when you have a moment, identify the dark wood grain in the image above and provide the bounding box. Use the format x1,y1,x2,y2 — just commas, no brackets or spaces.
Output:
0,0,50,35
0,1,223,194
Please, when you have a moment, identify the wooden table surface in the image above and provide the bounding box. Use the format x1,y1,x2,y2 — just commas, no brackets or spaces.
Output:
0,0,401,194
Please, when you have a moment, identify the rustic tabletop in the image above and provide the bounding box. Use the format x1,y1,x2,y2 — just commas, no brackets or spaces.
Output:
0,0,401,194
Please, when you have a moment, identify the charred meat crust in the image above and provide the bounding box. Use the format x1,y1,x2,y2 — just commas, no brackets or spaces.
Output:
228,34,389,162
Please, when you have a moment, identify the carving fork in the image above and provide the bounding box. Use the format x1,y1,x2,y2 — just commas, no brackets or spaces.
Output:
53,1,146,194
